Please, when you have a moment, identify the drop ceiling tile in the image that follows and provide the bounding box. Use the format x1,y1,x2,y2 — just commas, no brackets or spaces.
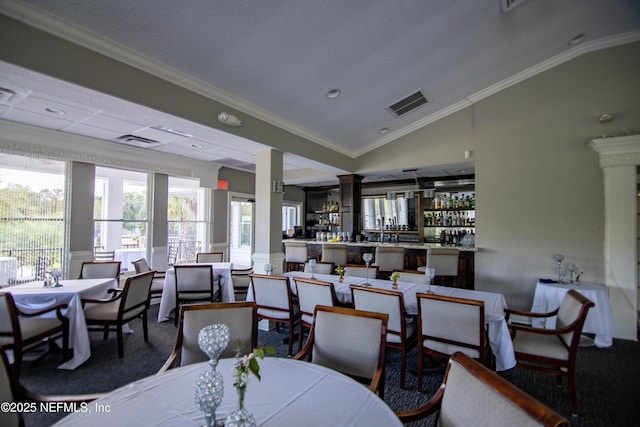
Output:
2,108,74,130
13,96,96,122
81,112,145,134
63,123,123,140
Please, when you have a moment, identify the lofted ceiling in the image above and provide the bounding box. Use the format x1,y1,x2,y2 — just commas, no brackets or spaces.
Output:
0,0,639,186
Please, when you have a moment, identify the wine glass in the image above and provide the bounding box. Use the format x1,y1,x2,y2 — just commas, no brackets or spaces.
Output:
567,263,576,283
346,231,352,242
308,258,317,279
424,267,435,294
553,254,565,282
362,253,373,285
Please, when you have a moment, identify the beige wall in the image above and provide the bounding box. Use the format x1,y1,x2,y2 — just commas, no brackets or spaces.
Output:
358,41,640,312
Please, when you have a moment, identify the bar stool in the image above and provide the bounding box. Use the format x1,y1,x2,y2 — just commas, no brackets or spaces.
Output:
374,246,405,278
321,244,347,271
284,241,308,272
426,248,459,287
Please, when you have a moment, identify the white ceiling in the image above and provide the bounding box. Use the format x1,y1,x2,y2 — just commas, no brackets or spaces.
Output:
0,0,639,185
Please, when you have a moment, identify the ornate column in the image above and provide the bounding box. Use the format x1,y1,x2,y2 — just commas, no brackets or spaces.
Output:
590,135,640,341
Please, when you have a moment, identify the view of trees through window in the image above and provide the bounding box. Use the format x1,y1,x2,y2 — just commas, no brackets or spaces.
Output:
0,154,66,286
168,177,206,264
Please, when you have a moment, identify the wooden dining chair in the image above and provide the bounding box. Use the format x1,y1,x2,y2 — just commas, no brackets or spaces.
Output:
195,252,224,263
505,289,594,416
231,265,253,301
284,241,308,272
250,274,298,356
416,293,486,392
374,245,405,276
392,269,428,284
351,285,417,389
78,261,121,280
0,346,103,427
321,244,347,267
173,265,220,326
160,301,258,372
93,250,115,261
132,257,165,297
396,352,570,426
0,293,70,379
82,271,155,358
427,248,460,287
303,260,334,275
293,277,337,351
343,264,380,279
293,305,388,398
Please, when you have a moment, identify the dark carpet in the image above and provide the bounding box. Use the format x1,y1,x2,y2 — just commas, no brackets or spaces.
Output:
18,304,640,426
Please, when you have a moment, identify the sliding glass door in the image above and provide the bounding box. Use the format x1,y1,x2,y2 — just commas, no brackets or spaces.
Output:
229,197,254,267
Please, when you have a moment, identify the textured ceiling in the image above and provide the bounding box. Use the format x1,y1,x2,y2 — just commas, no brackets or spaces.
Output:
1,0,639,184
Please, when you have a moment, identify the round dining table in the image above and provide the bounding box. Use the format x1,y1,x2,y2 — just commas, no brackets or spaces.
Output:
53,357,402,426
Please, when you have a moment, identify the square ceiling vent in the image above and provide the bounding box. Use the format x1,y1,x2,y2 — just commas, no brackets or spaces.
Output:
386,90,428,118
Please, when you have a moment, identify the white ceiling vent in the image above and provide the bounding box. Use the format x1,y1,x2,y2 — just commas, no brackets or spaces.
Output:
500,0,530,13
111,134,162,148
386,90,428,118
0,86,28,106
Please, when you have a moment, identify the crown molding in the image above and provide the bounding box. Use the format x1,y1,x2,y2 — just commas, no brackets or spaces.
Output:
358,31,640,157
590,135,640,168
0,1,352,158
3,2,639,160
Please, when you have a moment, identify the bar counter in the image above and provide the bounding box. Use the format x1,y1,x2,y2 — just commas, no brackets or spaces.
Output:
283,239,475,289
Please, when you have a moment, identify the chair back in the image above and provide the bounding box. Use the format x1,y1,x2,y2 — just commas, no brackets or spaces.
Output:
427,248,459,276
175,265,214,293
557,290,595,348
294,278,337,325
309,306,387,388
397,352,570,426
351,286,404,342
417,293,485,359
120,271,154,319
0,293,19,342
374,246,405,272
303,261,334,275
132,258,152,274
250,274,293,313
393,269,427,284
79,261,121,279
0,348,19,427
285,241,308,263
177,302,258,365
344,264,379,278
196,252,224,263
321,244,347,266
93,250,115,261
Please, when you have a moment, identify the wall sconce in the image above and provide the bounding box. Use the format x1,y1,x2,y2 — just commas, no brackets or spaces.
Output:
272,180,284,193
217,111,243,127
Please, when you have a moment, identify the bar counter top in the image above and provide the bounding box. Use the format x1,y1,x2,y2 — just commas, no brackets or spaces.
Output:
283,238,477,252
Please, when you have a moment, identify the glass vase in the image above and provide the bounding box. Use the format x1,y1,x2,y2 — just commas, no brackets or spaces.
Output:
225,387,256,427
194,324,230,427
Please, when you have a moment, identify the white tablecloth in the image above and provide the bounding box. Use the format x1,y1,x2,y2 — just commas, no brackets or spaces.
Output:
531,281,614,348
114,249,145,272
53,357,402,426
7,278,119,369
263,272,515,372
0,256,17,287
158,262,235,322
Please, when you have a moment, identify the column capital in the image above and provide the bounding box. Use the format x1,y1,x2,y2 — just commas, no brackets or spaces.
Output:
589,135,640,168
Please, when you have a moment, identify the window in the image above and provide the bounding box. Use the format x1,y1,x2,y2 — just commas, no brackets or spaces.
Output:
229,197,253,266
0,153,66,286
282,202,301,235
168,177,207,264
94,166,148,271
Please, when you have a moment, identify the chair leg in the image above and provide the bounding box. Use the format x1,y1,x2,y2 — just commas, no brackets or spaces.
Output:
287,320,293,356
142,311,149,342
117,326,124,358
417,346,423,392
103,325,109,340
298,322,304,352
568,372,578,416
62,329,70,362
400,347,406,389
12,347,22,379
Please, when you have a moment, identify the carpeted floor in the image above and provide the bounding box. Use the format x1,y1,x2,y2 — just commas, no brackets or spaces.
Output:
17,304,640,426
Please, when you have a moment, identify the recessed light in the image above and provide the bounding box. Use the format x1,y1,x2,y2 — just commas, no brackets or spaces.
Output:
325,89,341,99
378,127,390,134
568,33,585,46
44,107,65,115
191,143,203,149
